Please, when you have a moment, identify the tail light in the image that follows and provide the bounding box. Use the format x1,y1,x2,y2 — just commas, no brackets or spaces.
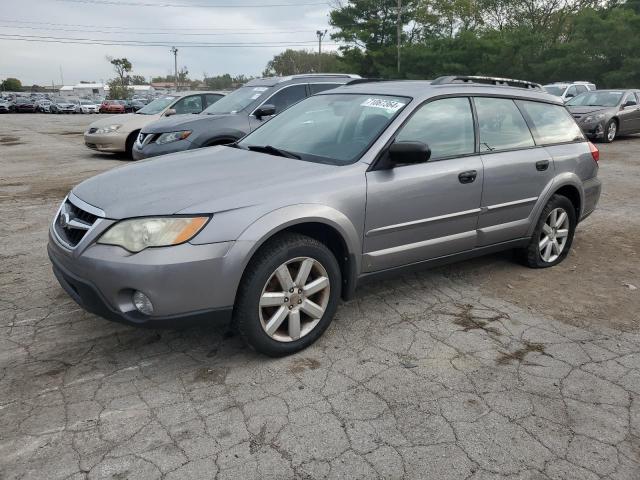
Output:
588,142,599,163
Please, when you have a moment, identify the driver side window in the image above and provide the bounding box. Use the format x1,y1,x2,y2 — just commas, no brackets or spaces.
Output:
395,97,475,159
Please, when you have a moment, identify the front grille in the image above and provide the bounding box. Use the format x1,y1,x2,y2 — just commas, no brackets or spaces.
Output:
54,199,99,248
88,127,98,134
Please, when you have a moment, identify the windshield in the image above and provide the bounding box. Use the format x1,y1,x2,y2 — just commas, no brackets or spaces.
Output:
237,93,410,165
137,95,177,115
566,91,623,107
202,86,266,114
543,86,566,96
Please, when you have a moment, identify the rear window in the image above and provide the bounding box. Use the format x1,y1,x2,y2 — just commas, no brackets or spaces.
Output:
517,101,584,145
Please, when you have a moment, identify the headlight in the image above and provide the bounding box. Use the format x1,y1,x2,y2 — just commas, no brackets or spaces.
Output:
155,130,192,145
97,216,209,252
95,124,122,134
584,113,606,123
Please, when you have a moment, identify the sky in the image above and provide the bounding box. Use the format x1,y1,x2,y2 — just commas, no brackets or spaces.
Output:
0,0,341,86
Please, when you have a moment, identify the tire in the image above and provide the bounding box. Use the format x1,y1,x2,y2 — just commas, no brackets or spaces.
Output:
125,131,138,159
603,119,617,143
520,194,577,268
234,232,341,357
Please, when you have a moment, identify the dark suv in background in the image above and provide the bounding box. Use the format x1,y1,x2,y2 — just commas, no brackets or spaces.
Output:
132,73,360,160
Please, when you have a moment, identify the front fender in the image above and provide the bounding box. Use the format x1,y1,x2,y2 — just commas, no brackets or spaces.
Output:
202,204,362,307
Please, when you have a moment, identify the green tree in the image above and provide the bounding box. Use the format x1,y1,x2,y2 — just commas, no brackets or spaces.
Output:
106,57,133,98
1,77,22,91
130,75,148,85
263,49,348,76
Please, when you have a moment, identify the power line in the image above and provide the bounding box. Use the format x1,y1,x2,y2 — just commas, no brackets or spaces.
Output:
0,24,318,36
0,34,340,48
56,0,328,8
0,18,338,31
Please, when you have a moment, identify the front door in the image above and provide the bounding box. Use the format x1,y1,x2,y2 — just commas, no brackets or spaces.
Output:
618,92,640,133
364,97,483,272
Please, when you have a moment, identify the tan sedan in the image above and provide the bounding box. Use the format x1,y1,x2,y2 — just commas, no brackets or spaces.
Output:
84,91,226,157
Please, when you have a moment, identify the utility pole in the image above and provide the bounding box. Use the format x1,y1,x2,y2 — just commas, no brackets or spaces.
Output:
316,29,327,72
397,0,402,75
170,46,178,91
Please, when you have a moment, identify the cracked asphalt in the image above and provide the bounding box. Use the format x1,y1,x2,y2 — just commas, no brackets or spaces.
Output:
1,114,639,479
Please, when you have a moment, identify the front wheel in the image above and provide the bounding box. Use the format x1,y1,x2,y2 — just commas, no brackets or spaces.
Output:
603,119,617,143
234,233,341,356
520,194,576,268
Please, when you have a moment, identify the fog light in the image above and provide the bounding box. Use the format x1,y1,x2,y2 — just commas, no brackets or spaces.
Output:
132,291,154,315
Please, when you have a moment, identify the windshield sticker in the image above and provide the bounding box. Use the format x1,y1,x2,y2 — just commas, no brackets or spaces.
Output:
253,87,268,92
361,98,405,112
250,93,262,99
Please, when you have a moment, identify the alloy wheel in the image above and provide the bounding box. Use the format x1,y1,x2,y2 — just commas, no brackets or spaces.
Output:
258,257,331,342
539,207,570,263
607,122,617,142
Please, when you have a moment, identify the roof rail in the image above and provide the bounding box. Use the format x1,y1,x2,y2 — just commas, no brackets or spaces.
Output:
431,75,542,90
277,73,361,83
345,77,386,86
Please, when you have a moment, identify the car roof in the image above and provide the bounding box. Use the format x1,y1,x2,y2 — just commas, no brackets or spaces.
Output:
245,74,360,88
173,90,228,97
320,79,562,104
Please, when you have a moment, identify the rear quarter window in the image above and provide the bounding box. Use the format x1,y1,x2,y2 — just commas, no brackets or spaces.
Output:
517,100,584,145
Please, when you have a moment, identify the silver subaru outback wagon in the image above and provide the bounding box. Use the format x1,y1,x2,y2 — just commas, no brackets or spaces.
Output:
48,76,602,356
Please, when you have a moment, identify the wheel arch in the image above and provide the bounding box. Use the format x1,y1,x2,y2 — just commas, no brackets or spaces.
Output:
231,205,362,302
527,175,584,236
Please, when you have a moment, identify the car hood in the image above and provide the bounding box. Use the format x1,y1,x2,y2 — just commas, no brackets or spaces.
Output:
566,106,613,116
72,146,341,219
87,112,161,133
142,113,236,133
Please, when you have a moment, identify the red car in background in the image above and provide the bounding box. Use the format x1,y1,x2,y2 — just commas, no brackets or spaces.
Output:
99,100,125,114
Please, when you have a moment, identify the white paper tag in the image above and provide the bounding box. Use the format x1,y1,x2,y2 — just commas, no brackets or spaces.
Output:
253,87,268,92
250,94,261,99
361,98,405,112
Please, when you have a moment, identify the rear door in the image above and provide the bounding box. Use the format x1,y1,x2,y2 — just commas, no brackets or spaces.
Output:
363,96,483,272
474,97,551,246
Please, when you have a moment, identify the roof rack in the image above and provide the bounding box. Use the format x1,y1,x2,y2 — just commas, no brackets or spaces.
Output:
277,73,361,83
345,77,386,86
431,75,542,90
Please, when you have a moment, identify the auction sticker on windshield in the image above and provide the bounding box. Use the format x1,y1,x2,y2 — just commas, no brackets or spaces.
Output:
361,98,405,112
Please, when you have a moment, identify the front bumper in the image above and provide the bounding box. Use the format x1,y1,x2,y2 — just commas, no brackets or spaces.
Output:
48,230,236,327
579,121,606,139
132,138,193,160
84,132,127,152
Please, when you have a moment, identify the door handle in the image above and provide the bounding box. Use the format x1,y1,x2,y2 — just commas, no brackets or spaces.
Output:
536,160,550,171
458,170,477,184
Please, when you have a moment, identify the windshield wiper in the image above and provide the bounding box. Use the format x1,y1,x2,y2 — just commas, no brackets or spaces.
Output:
246,145,301,159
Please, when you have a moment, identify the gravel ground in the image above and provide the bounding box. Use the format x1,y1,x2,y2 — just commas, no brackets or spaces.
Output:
1,113,639,480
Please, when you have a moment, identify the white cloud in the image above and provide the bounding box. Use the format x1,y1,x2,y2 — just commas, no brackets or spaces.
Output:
0,0,339,85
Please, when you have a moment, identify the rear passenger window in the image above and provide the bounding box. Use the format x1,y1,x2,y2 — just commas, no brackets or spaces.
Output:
395,97,475,159
517,101,584,145
474,98,534,152
309,83,341,94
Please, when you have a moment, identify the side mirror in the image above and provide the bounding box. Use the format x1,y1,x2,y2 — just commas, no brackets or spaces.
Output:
254,104,276,120
622,101,637,109
388,141,431,165
164,108,177,117
565,92,575,99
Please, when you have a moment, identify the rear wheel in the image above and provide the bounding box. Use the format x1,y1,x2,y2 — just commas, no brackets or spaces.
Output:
234,233,341,356
520,194,576,268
